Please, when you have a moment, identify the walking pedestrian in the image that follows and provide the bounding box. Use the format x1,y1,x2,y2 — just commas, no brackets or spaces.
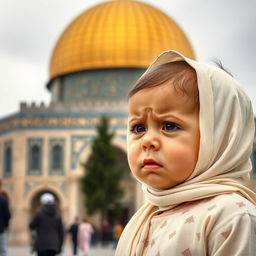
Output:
0,179,11,256
113,221,123,249
100,220,110,247
29,193,64,256
77,218,93,256
67,217,80,256
90,223,99,247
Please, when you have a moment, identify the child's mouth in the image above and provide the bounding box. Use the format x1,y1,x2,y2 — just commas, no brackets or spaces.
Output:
142,159,162,170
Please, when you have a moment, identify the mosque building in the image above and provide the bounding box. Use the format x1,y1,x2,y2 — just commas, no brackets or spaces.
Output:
0,0,255,245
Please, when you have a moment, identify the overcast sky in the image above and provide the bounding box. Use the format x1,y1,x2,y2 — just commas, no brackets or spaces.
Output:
0,0,255,118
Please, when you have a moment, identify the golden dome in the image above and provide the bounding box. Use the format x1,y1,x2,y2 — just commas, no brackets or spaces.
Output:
49,0,195,79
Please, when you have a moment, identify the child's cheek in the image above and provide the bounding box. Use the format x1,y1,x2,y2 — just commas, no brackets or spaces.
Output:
127,143,139,173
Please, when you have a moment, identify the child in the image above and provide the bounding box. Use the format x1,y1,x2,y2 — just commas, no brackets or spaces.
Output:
115,50,256,255
77,218,94,256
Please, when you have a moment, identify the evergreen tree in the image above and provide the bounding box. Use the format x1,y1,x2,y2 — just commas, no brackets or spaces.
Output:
81,116,124,222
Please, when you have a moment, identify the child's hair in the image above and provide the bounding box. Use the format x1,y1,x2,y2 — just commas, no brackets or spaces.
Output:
128,61,199,109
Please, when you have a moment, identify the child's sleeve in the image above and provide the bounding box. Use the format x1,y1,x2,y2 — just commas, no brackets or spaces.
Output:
208,211,256,256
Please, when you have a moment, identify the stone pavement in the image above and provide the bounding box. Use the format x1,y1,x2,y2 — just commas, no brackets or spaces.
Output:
9,245,115,256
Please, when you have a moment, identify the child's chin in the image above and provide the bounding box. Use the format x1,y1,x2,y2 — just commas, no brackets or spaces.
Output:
147,182,174,190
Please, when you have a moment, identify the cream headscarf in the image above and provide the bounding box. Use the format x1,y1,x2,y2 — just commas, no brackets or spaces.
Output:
115,50,256,256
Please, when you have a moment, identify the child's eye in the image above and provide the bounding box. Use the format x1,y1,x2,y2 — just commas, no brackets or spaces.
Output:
131,124,146,134
163,122,180,131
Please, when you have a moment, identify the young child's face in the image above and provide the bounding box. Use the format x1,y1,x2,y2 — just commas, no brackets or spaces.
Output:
127,82,200,190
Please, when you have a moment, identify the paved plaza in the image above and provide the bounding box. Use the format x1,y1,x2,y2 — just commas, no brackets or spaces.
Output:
9,245,115,256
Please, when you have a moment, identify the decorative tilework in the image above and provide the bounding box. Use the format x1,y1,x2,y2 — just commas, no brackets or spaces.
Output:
62,69,144,102
24,181,41,197
71,135,95,169
49,181,67,195
0,112,128,135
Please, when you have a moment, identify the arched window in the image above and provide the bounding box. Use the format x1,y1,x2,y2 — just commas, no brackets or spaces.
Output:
4,145,12,177
52,145,63,170
30,145,41,170
49,138,64,175
27,138,43,175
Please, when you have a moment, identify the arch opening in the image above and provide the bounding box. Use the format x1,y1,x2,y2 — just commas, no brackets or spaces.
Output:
29,190,61,219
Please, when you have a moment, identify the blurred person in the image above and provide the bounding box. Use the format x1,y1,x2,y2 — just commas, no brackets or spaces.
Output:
77,218,93,256
0,179,11,256
90,222,99,247
29,193,64,256
100,220,110,247
113,220,123,249
67,217,80,256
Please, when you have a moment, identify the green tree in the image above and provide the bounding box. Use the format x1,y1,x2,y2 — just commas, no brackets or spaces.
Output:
81,116,124,222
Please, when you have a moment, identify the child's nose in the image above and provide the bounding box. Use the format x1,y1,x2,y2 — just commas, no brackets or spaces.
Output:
141,131,160,151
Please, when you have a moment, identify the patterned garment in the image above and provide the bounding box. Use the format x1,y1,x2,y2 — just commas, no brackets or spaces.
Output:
142,193,256,255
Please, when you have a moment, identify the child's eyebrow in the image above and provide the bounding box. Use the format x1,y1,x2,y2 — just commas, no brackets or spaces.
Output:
152,113,184,123
128,117,140,124
162,115,181,121
128,110,150,123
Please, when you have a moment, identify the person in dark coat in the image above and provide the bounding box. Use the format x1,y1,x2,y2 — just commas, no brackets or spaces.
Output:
67,217,80,256
100,220,110,247
0,179,11,256
29,193,64,256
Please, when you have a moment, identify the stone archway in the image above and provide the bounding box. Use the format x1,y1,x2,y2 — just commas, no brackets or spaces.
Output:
22,190,63,247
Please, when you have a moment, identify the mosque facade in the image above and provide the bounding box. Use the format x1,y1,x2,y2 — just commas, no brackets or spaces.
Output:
0,0,255,245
